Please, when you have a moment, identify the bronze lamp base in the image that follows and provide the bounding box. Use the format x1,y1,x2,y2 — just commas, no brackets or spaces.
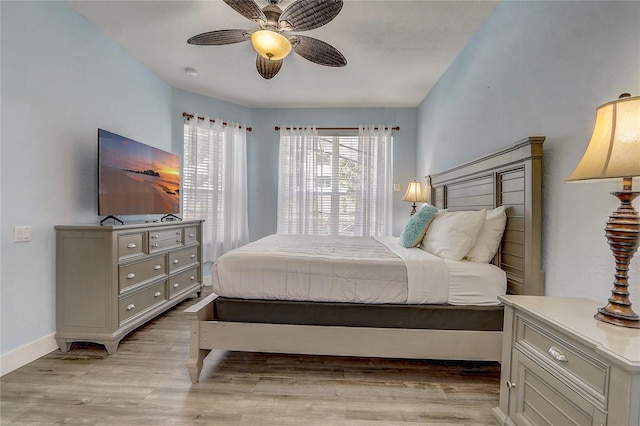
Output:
595,177,640,329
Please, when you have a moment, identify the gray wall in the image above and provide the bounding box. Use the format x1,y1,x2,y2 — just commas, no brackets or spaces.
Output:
416,1,640,303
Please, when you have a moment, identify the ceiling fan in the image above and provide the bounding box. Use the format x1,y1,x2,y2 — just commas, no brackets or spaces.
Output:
187,0,347,79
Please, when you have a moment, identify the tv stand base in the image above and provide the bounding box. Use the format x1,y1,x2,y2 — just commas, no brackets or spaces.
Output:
161,213,182,222
100,215,123,225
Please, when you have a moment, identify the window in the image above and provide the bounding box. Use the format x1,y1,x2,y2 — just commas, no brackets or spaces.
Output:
277,126,393,237
182,117,248,262
182,122,225,232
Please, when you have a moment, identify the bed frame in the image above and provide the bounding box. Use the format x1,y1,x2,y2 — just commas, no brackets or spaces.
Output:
185,137,545,383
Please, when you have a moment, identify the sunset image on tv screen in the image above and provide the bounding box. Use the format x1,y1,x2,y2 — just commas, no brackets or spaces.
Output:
99,129,180,216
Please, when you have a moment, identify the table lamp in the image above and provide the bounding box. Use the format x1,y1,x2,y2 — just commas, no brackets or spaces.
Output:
566,93,640,328
402,180,426,215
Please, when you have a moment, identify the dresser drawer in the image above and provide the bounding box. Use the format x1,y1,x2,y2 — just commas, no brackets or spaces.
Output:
168,246,199,273
149,228,184,253
183,226,199,245
119,281,167,325
514,350,606,426
168,266,200,298
118,255,167,294
516,314,608,398
118,232,145,260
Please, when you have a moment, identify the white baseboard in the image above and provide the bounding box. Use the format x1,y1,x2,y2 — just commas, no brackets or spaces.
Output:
1,333,58,376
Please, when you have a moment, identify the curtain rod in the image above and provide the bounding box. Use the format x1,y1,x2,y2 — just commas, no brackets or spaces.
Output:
274,126,400,132
183,112,252,132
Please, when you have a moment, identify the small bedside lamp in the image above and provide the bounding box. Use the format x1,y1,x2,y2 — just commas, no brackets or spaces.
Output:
402,180,426,215
566,93,640,328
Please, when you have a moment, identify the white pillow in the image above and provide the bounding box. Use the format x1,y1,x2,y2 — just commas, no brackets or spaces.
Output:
466,206,508,263
420,209,487,260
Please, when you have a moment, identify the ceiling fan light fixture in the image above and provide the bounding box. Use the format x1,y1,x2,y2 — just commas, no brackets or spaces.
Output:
187,0,345,79
251,30,291,60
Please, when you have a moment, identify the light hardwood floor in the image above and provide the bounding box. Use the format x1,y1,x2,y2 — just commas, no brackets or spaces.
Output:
1,296,501,425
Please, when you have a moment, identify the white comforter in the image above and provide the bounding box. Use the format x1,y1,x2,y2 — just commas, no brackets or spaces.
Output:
212,234,505,305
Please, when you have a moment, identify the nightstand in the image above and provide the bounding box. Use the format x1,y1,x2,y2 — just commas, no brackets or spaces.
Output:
492,295,640,426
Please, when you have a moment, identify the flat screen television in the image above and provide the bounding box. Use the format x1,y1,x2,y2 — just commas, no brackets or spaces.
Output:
98,129,180,219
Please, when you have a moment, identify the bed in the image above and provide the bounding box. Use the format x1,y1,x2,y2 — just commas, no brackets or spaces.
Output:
185,137,545,383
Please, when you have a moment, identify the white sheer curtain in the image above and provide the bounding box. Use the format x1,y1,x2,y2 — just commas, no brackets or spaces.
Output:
182,115,249,263
355,125,393,236
277,126,320,234
277,125,393,236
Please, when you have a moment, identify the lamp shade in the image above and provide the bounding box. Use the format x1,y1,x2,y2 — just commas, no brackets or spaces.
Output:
567,95,640,182
251,30,292,61
402,181,426,203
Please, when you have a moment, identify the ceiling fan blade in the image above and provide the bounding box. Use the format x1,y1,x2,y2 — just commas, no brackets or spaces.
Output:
279,0,343,32
187,29,251,45
290,35,346,67
223,0,267,25
256,55,283,79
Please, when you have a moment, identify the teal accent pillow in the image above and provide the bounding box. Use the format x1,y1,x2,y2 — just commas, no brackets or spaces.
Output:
399,205,438,248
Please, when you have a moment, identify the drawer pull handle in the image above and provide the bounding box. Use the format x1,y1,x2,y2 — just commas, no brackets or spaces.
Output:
154,291,162,297
173,283,179,288
154,265,162,270
189,234,194,238
190,254,196,259
127,243,137,249
506,380,516,389
548,346,568,362
177,239,182,243
127,273,136,279
190,276,195,281
126,304,135,311
152,234,159,239
173,259,179,264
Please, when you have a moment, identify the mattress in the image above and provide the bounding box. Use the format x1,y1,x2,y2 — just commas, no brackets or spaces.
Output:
213,298,505,331
212,234,506,306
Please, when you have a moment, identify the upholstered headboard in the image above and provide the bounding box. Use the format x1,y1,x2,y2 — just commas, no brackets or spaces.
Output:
426,137,545,296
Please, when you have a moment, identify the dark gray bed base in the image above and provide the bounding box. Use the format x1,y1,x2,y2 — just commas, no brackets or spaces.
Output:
214,297,504,331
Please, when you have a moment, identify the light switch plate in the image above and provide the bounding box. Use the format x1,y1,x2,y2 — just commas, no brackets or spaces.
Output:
14,226,32,242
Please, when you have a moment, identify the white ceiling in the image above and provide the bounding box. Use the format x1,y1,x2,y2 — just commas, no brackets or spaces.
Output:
66,0,498,108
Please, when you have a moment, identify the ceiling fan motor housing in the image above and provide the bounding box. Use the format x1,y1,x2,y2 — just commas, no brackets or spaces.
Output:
261,4,283,30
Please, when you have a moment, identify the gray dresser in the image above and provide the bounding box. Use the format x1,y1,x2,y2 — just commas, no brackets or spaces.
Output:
55,220,204,354
493,295,640,426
